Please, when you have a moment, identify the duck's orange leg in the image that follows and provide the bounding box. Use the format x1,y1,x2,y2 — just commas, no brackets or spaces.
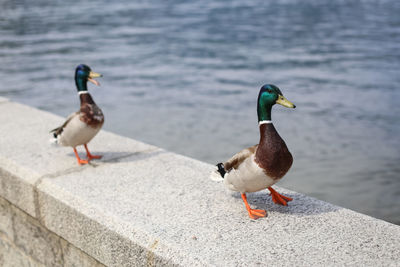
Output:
73,148,89,165
241,193,266,220
268,187,292,206
84,144,102,160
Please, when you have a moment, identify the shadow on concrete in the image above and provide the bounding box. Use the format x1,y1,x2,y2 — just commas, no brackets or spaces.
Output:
231,191,341,216
66,149,166,166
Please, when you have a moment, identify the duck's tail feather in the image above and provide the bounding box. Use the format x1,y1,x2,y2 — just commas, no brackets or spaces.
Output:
50,126,61,135
209,163,225,182
49,127,61,146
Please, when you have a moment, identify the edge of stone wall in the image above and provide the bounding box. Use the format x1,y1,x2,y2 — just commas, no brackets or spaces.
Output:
1,98,399,266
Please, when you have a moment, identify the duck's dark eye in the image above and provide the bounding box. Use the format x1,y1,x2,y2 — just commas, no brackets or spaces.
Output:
267,89,272,93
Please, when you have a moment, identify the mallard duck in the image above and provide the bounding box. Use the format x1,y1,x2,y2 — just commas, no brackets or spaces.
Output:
50,64,104,165
211,84,296,219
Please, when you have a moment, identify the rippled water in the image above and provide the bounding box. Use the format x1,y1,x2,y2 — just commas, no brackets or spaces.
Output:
1,0,399,224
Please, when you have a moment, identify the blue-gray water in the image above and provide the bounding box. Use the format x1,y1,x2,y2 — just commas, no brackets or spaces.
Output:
1,0,399,224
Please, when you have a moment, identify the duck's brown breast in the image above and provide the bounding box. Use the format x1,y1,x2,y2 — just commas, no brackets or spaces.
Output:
79,94,104,128
80,103,104,127
255,123,293,179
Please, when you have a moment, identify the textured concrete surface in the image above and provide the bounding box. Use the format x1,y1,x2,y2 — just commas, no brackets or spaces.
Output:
0,196,14,241
60,238,104,267
37,152,400,266
0,101,157,217
0,237,43,267
1,100,400,266
0,196,104,267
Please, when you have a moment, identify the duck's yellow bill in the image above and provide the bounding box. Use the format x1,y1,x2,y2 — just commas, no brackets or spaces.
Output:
276,95,296,108
89,71,102,78
88,71,102,86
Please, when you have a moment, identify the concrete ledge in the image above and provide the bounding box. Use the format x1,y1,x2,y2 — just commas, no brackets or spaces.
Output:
1,100,400,266
0,196,104,266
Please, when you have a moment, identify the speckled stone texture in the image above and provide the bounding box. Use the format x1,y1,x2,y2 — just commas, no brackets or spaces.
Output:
1,100,400,266
0,101,156,217
0,197,104,267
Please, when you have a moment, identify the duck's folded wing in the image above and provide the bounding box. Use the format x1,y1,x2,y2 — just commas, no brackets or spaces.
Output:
50,111,79,136
224,144,258,172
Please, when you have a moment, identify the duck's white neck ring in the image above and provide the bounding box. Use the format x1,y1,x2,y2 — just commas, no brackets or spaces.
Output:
258,120,273,125
78,91,89,95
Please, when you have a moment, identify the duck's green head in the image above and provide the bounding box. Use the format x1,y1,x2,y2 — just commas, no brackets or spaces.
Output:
257,84,295,122
74,64,102,92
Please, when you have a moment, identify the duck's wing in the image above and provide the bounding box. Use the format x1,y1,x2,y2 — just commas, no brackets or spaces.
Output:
210,145,258,181
50,111,79,137
224,144,258,172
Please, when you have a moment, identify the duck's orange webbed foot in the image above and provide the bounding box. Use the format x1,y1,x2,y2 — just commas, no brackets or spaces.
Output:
268,187,293,206
241,193,267,220
84,144,102,160
248,209,267,220
73,148,89,165
87,154,102,160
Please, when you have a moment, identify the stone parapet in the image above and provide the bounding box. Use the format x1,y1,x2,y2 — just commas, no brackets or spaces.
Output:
0,99,399,266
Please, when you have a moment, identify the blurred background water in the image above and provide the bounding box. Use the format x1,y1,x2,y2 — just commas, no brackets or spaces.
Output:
0,0,399,224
